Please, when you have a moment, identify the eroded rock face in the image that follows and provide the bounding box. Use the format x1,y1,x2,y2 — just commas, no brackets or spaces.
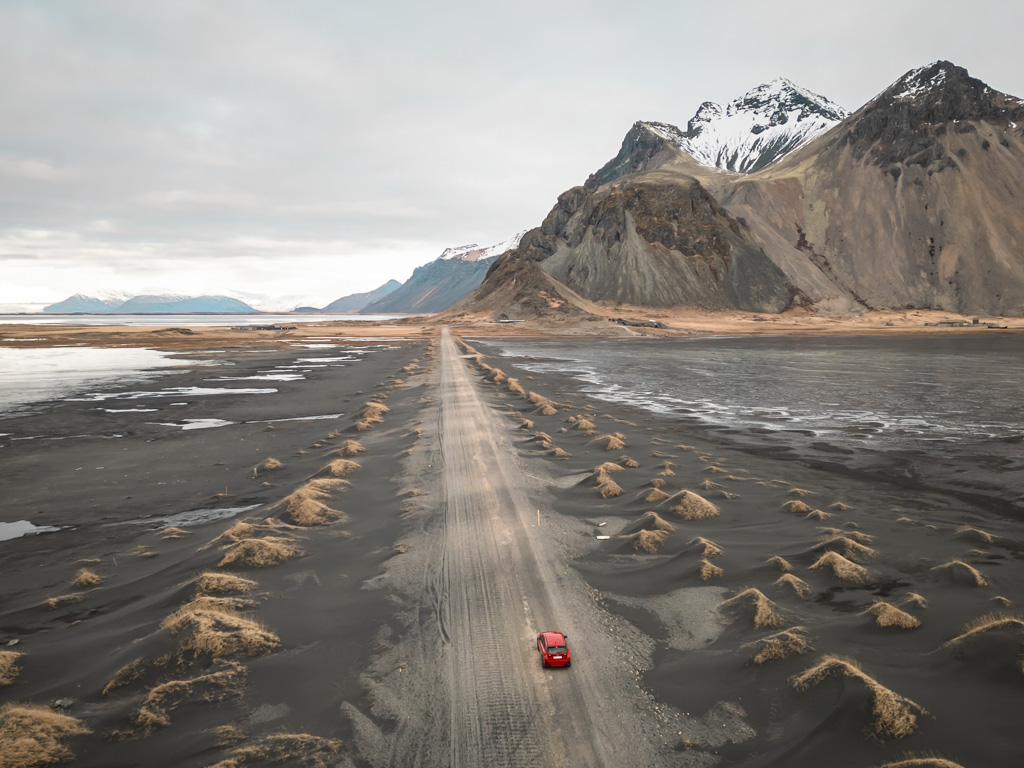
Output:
536,180,795,311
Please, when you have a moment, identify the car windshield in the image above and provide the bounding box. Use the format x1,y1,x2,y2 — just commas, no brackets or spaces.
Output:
547,645,567,653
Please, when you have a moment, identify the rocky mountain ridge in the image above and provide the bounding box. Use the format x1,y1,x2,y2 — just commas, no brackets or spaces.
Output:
44,293,258,314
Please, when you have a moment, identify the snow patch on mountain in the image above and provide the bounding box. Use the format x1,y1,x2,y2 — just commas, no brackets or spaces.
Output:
649,77,848,173
440,231,527,262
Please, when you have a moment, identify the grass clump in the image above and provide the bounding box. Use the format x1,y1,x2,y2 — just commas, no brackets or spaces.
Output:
689,537,722,558
334,439,365,457
775,573,812,598
942,612,1024,649
668,490,720,520
592,434,626,451
193,572,257,597
805,509,832,521
810,551,869,583
160,526,191,540
207,733,342,768
954,526,995,544
518,419,535,430
549,447,571,458
930,559,988,587
593,470,624,499
815,536,877,563
766,555,794,573
638,511,675,532
317,458,361,478
642,488,671,504
647,478,667,489
720,588,785,629
632,529,669,554
991,595,1012,607
44,594,84,610
781,500,812,514
71,568,101,589
0,703,90,768
219,537,304,568
619,455,640,468
877,758,965,768
594,461,624,474
791,655,927,740
253,458,283,475
574,418,596,431
746,627,812,665
161,599,279,660
700,479,724,491
788,488,815,497
0,651,23,686
862,601,921,629
102,658,146,695
133,661,246,732
699,559,723,582
818,527,874,544
660,461,676,477
830,501,853,511
901,592,929,609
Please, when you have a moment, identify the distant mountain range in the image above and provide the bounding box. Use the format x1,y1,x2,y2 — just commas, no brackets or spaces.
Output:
453,61,1024,319
44,293,258,314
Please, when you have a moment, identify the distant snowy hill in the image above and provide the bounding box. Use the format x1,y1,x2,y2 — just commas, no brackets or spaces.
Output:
43,291,132,313
648,78,848,173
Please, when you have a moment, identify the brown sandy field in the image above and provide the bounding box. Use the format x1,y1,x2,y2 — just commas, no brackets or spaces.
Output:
0,318,1022,767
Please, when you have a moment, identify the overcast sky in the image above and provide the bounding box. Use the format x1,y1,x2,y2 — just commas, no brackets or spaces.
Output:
1,0,1020,310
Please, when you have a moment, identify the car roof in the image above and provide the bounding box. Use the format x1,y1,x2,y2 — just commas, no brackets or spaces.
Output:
539,631,566,643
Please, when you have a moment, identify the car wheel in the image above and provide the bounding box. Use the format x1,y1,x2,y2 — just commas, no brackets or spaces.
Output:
541,659,548,668
566,660,571,668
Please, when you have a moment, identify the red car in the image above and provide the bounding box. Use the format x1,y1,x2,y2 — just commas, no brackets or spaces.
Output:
537,630,571,668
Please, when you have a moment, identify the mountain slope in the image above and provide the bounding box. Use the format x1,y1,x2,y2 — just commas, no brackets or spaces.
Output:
113,295,257,313
43,291,132,313
321,280,402,313
720,60,1024,315
364,234,525,314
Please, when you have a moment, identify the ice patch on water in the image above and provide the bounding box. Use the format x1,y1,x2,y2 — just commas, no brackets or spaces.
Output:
251,413,342,423
68,386,277,402
0,520,61,542
124,503,263,529
104,408,159,413
209,374,305,381
152,418,236,430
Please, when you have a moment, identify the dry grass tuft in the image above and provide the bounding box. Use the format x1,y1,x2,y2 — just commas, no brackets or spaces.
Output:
639,511,675,532
720,588,786,629
591,434,626,451
538,404,558,416
766,555,794,573
816,537,877,563
254,458,283,474
278,493,342,527
71,568,101,589
789,488,815,497
633,529,669,554
134,661,246,731
0,703,90,768
160,526,191,539
830,501,853,511
526,392,548,405
668,490,720,520
818,527,875,545
930,559,988,587
641,488,672,504
954,526,995,544
699,559,723,581
0,651,23,686
193,572,257,597
700,479,724,491
574,418,596,431
549,447,571,459
44,594,84,610
659,461,676,477
896,516,915,525
594,461,624,473
317,458,361,478
619,455,640,468
334,439,365,457
207,733,342,768
362,401,390,420
791,655,927,740
901,592,929,609
810,551,869,583
219,537,304,568
942,612,1024,648
703,465,727,474
781,500,813,514
775,573,812,598
518,419,535,430
507,379,526,396
354,419,374,431
877,757,966,768
102,658,146,696
647,477,667,489
862,601,921,629
689,537,723,558
805,509,832,521
594,471,624,499
746,626,812,665
161,599,279,659
991,595,1012,607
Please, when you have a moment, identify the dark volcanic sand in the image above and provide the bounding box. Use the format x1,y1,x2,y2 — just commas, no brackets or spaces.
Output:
2,331,1022,768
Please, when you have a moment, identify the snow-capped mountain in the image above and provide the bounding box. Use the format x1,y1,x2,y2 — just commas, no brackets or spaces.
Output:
649,77,848,173
43,291,132,313
439,231,527,262
43,292,258,314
